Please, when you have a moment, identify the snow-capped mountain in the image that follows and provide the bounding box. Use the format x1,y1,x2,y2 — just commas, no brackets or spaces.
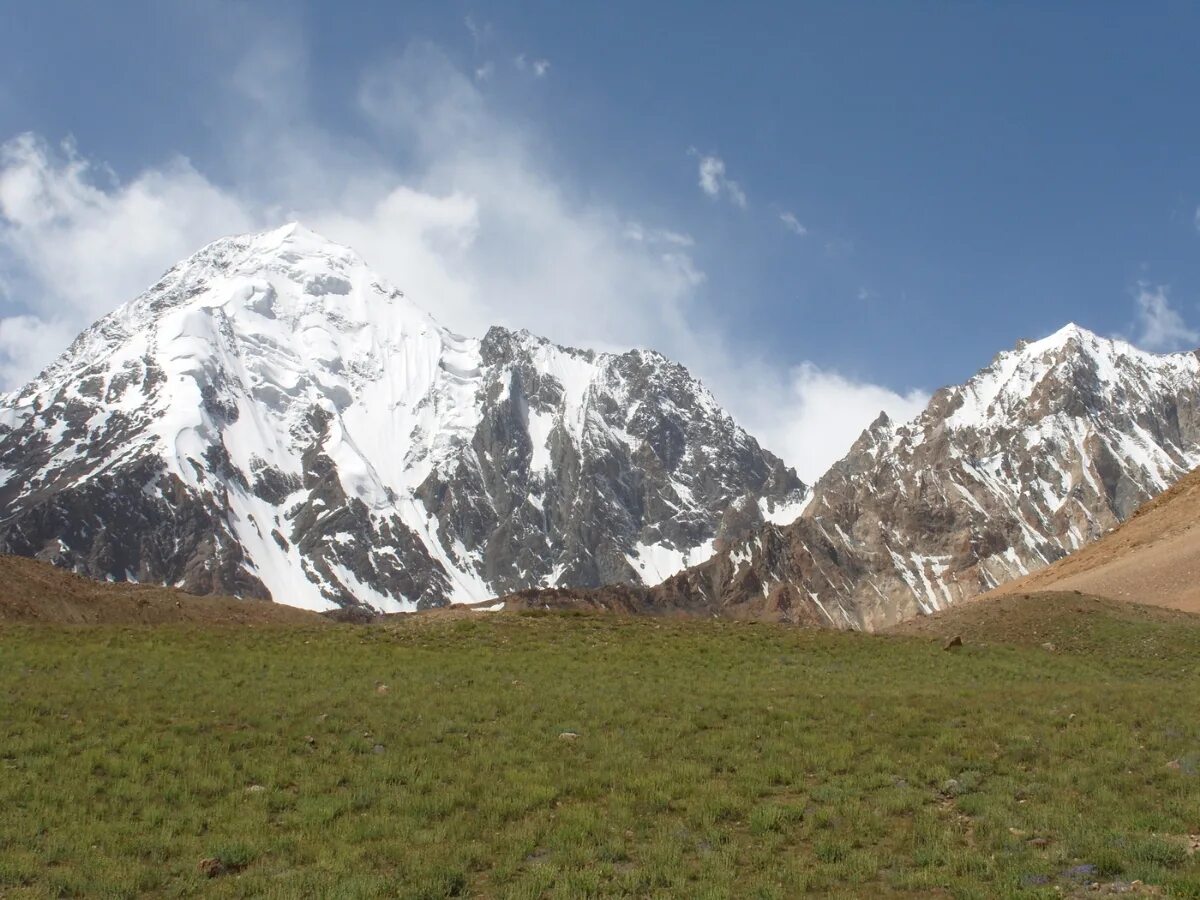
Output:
586,324,1200,628
0,224,806,611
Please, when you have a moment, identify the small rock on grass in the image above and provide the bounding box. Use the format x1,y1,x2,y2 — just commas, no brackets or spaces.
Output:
558,731,580,741
1166,753,1200,775
943,635,963,651
198,858,226,878
244,784,265,794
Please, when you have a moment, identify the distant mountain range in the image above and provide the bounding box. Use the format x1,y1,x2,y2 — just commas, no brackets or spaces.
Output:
4,225,1199,627
0,225,805,612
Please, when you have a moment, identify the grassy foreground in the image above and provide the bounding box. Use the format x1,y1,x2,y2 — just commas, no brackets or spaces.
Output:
2,605,1200,898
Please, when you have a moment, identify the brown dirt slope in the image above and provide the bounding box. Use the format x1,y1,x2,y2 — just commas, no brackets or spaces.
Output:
989,466,1200,613
0,555,328,626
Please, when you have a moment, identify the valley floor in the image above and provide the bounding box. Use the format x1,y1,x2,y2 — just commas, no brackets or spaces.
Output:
3,601,1200,897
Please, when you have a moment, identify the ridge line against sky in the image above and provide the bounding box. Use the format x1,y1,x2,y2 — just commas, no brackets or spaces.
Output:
1,2,1198,480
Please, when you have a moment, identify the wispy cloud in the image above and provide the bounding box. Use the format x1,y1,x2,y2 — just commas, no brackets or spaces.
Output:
514,54,550,77
623,221,694,247
0,44,706,390
0,133,255,327
0,26,928,483
464,15,491,47
0,313,76,390
779,211,807,236
474,62,494,82
693,151,747,209
1129,282,1199,351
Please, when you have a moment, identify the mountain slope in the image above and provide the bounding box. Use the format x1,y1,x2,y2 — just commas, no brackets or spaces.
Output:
0,224,805,612
887,589,1200,650
989,465,1200,613
581,325,1200,629
0,554,328,626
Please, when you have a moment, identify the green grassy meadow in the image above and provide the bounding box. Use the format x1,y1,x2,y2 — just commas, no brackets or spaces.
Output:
2,605,1200,898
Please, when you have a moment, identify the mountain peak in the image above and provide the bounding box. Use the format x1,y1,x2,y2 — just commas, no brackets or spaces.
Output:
1014,321,1200,372
256,221,347,252
1053,320,1086,338
650,310,1200,630
1012,321,1099,356
0,228,805,614
111,222,425,333
160,223,375,295
225,222,363,268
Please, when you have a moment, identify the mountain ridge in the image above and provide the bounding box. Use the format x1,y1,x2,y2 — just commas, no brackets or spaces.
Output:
6,224,1199,626
498,323,1200,628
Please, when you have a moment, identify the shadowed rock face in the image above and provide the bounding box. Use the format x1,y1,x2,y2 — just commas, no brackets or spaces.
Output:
510,326,1200,630
0,224,806,612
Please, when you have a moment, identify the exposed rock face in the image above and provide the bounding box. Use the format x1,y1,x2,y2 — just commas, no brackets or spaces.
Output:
0,224,806,611
539,326,1200,629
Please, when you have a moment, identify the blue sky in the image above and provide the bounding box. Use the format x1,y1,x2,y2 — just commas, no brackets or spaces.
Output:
1,2,1198,478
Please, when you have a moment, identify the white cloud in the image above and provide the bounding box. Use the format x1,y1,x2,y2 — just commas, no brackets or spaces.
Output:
0,314,77,389
748,363,929,482
0,36,928,485
0,132,255,326
779,211,807,236
1129,282,1199,351
347,45,705,348
0,45,706,389
474,62,494,82
532,59,550,78
694,153,747,208
697,157,721,196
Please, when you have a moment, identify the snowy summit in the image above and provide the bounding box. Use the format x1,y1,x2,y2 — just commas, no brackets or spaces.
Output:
0,225,806,612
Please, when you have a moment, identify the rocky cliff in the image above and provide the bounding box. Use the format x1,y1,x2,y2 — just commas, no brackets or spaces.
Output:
513,325,1200,629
